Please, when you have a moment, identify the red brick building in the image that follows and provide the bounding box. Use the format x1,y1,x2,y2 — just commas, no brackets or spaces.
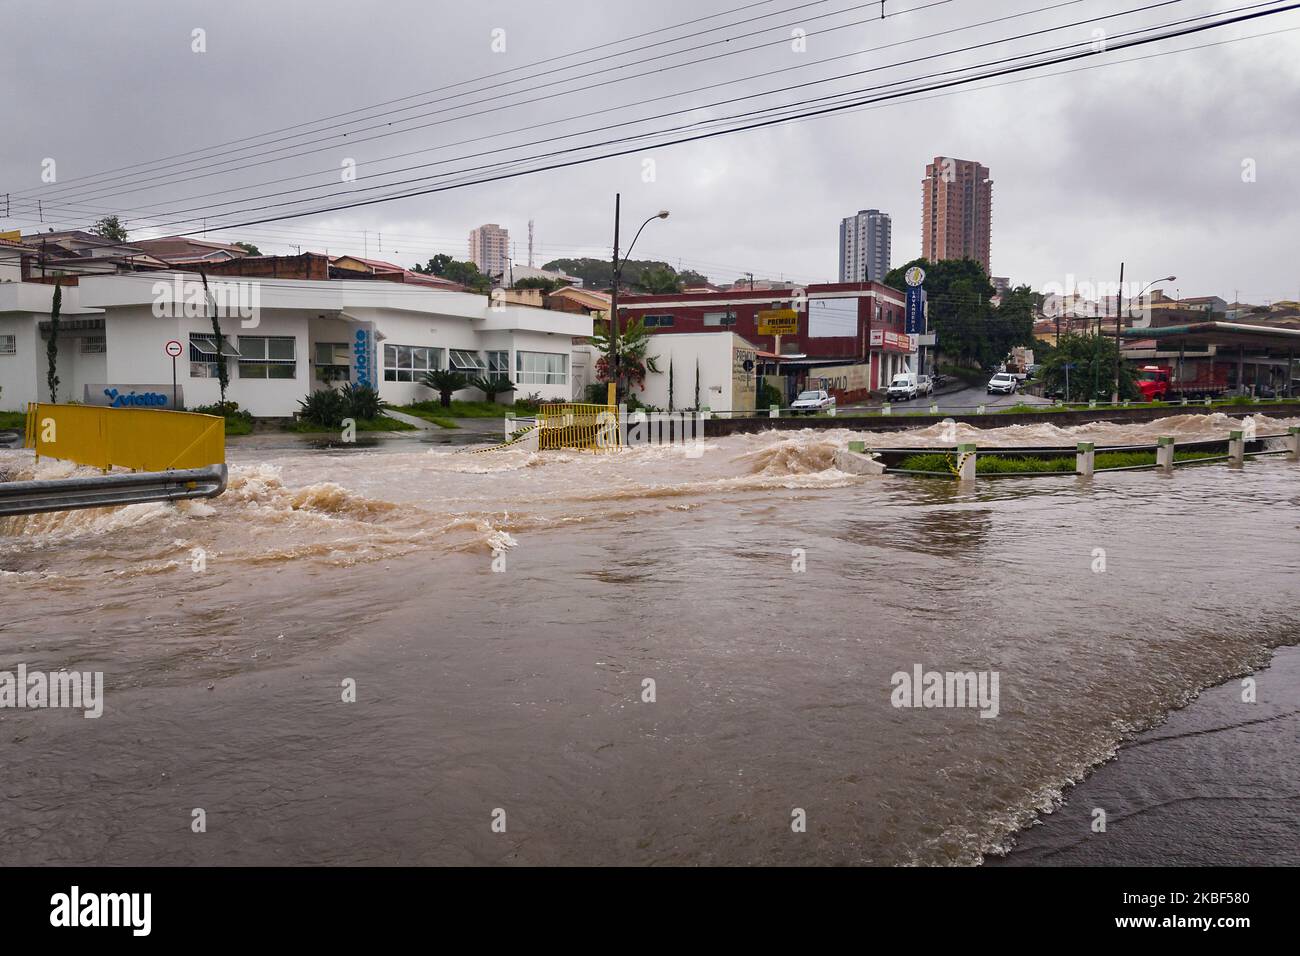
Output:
618,281,910,401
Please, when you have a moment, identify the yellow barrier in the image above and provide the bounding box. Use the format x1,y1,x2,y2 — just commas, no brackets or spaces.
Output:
24,403,225,472
537,402,620,451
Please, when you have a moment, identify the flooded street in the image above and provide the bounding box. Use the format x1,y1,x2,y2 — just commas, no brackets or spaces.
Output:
1,413,1298,865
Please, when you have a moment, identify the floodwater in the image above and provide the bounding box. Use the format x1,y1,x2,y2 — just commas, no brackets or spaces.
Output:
0,413,1297,865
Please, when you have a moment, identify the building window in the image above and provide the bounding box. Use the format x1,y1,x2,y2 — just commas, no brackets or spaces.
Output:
237,335,296,380
516,350,567,385
0,334,15,355
448,348,487,373
314,342,352,383
642,314,674,328
80,336,106,354
703,311,736,327
189,332,241,378
485,350,509,381
383,344,442,382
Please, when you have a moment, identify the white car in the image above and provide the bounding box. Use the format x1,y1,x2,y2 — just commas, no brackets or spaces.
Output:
790,390,835,415
915,374,933,397
886,373,918,402
987,372,1018,395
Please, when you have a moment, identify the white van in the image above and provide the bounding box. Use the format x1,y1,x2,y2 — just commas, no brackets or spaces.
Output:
886,372,918,402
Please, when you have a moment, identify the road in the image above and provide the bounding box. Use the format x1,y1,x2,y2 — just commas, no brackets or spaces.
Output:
882,382,1055,414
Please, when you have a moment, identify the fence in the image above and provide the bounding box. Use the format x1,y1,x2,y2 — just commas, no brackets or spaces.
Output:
537,402,619,451
24,403,225,472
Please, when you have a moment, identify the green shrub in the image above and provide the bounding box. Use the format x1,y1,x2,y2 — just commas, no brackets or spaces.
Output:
341,383,385,420
298,389,348,428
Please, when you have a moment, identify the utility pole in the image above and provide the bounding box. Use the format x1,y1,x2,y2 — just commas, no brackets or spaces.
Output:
528,219,535,268
746,271,754,291
609,193,622,398
1112,261,1124,403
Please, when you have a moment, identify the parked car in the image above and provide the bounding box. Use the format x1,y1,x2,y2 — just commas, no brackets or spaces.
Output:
789,389,835,415
915,374,933,397
987,372,1018,395
887,373,918,402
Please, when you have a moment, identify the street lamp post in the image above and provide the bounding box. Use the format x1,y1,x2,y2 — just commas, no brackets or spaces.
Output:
1113,271,1175,403
607,193,669,399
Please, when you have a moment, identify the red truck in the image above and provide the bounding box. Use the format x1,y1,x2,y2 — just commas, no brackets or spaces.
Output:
1134,363,1231,401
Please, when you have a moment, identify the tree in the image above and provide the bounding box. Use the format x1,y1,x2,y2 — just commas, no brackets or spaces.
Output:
412,253,453,276
590,315,660,396
200,272,229,406
1041,331,1139,402
542,257,701,291
635,265,682,295
993,285,1038,364
412,255,491,292
234,241,261,256
46,282,62,403
421,369,467,407
884,257,1035,369
90,215,128,242
668,358,675,412
512,276,573,294
469,375,515,403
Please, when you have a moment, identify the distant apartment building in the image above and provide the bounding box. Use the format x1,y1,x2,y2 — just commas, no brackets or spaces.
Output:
838,209,892,282
468,223,510,280
921,157,992,273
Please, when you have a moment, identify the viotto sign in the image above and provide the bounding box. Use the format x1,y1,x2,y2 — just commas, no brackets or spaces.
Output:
353,326,377,387
85,384,182,409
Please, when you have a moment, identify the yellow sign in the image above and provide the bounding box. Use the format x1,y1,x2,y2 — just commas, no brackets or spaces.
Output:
0,229,21,244
757,308,798,336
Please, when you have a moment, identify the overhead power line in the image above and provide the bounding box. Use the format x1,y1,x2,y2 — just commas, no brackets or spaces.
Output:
10,0,1208,231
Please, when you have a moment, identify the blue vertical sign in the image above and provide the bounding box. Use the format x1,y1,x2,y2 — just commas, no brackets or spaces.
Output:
905,285,926,335
354,326,376,387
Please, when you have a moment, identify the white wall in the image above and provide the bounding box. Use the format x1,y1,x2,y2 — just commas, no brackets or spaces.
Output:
638,332,757,415
0,315,39,411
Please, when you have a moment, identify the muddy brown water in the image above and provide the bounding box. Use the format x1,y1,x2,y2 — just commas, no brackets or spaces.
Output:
1,413,1297,865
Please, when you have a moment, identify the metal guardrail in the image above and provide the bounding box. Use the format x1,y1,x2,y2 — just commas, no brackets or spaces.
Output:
872,428,1300,479
0,465,228,517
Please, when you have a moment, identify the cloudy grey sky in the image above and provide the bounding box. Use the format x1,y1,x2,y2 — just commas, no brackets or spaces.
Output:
3,0,1299,303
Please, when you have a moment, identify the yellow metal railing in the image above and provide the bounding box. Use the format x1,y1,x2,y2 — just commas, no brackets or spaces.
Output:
24,403,225,472
537,401,620,451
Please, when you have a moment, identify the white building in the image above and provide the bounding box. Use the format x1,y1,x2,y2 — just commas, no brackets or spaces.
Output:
632,331,759,416
838,209,891,283
0,272,591,416
468,224,510,280
509,263,583,288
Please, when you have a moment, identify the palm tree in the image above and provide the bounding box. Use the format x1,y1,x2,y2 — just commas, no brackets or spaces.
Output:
421,369,467,407
469,376,516,404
